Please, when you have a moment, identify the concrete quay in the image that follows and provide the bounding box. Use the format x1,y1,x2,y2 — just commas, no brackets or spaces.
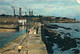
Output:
0,23,47,54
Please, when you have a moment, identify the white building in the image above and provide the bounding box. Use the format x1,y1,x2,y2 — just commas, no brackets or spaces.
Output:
18,18,27,25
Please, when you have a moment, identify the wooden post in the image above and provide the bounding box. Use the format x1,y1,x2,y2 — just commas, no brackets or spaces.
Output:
26,50,28,54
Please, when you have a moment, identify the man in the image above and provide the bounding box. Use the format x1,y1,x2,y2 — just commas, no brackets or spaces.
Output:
18,46,22,53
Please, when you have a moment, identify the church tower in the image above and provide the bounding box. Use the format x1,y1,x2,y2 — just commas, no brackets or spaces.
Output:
29,10,33,16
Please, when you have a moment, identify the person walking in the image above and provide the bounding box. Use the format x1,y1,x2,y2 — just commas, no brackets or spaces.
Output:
18,46,22,53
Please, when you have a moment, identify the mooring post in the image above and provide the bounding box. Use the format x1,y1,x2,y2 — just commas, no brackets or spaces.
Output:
26,50,28,54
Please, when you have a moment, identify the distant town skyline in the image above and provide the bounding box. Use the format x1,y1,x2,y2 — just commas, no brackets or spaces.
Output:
0,0,80,20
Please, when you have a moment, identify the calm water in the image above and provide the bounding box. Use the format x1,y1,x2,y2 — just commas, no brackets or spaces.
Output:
0,26,27,48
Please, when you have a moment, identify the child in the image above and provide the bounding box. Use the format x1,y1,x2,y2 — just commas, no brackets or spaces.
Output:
18,46,22,53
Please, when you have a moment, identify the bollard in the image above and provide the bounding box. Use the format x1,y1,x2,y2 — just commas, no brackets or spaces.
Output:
26,50,28,54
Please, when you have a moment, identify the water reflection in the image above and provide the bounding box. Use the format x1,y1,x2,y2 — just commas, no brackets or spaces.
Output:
19,26,26,31
0,26,27,48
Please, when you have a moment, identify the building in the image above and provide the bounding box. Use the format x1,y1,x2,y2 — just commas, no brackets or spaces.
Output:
19,7,22,18
29,10,33,16
18,18,27,25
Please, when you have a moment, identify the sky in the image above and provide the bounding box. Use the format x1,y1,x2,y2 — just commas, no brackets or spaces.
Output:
0,0,80,20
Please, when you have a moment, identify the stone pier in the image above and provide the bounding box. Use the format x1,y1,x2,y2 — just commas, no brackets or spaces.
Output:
0,22,47,54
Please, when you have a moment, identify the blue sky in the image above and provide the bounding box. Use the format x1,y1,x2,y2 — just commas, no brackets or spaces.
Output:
0,0,80,20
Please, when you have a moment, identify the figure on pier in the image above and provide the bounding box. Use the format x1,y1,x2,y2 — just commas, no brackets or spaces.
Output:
18,46,22,53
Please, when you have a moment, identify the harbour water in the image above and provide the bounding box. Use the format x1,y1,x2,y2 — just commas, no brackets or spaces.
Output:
0,26,27,48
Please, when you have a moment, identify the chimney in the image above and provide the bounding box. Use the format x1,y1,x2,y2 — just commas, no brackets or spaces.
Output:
19,7,21,18
25,12,27,16
14,8,15,17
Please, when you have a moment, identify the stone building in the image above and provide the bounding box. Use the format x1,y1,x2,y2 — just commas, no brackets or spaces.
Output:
29,10,33,16
18,18,27,25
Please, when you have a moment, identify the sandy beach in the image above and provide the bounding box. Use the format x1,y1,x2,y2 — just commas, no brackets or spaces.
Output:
0,29,16,33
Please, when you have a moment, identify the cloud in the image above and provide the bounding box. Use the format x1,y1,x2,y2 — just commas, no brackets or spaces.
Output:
0,10,6,14
76,0,80,4
0,0,80,19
